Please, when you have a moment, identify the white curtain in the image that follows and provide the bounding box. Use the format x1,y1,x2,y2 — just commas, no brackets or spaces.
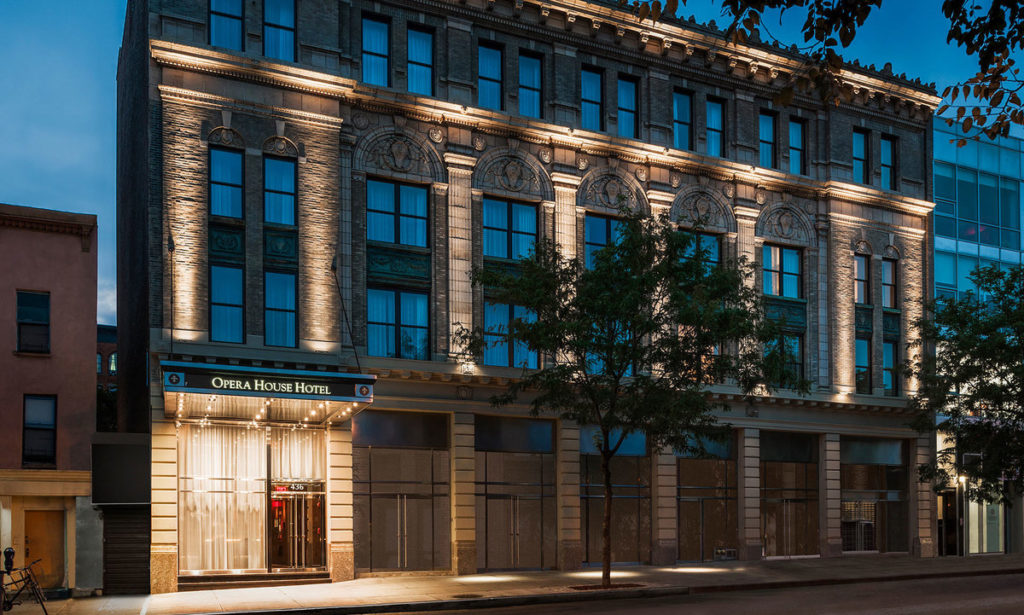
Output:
271,427,325,481
179,424,266,571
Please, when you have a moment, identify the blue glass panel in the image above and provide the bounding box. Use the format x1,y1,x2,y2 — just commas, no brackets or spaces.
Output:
484,334,509,366
264,193,295,225
582,102,601,131
618,110,636,139
367,212,395,243
579,425,646,456
399,185,427,217
674,123,690,150
853,131,865,159
759,113,774,142
211,184,242,218
760,142,774,168
367,180,395,212
265,0,294,27
265,272,296,310
519,89,540,118
400,217,427,247
408,64,432,96
363,55,389,87
367,289,395,324
934,251,956,287
707,131,722,157
585,215,607,246
519,55,541,88
617,78,636,110
367,323,394,357
673,92,691,125
211,148,242,184
479,46,501,80
264,26,294,62
408,29,432,64
512,204,535,233
211,305,243,343
581,70,601,102
789,150,802,175
783,248,800,274
782,273,800,298
484,229,508,258
483,199,508,229
400,292,428,326
706,100,722,130
400,326,429,359
789,121,803,149
511,233,534,260
265,310,295,347
210,15,242,50
265,158,295,192
212,0,242,15
362,18,389,54
479,80,502,110
211,266,243,304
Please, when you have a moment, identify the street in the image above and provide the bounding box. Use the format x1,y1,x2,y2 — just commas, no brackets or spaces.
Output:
429,574,1024,615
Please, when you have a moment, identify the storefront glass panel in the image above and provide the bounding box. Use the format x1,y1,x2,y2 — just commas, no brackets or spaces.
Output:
676,434,737,562
580,429,651,565
760,431,819,558
968,500,1005,554
839,437,908,553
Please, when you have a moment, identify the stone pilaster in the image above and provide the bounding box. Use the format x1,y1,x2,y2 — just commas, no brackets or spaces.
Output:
451,412,477,574
150,419,178,593
912,435,937,557
556,419,582,570
445,154,476,359
820,433,842,557
651,449,677,565
328,425,355,581
551,173,581,259
736,427,762,560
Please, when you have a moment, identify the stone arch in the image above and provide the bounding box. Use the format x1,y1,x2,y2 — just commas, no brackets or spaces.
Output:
884,244,901,260
854,239,874,255
262,135,299,157
352,127,446,183
755,203,814,245
471,148,554,201
208,126,245,149
576,166,649,214
669,185,737,234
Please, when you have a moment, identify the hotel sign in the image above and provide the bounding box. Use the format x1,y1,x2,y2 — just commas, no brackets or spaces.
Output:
162,363,374,401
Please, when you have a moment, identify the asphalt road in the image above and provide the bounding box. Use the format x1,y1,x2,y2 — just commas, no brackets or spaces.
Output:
427,573,1024,615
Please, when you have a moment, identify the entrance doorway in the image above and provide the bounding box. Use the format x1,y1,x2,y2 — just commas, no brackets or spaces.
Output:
937,489,960,556
760,431,819,558
24,510,65,589
270,482,325,570
677,454,738,561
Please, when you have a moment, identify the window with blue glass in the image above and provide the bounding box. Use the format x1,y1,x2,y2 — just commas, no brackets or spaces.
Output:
210,147,243,218
264,156,296,225
882,259,897,308
367,288,429,359
263,0,295,62
681,232,720,270
706,99,724,157
854,254,870,305
366,179,428,247
672,90,692,150
853,129,868,184
616,77,638,139
768,334,803,382
483,302,538,368
581,67,603,131
478,44,503,110
264,270,297,347
789,119,805,175
584,214,622,269
362,17,390,87
210,0,243,50
882,341,897,396
518,53,542,118
855,336,871,394
763,244,801,298
759,111,776,168
210,265,244,343
880,135,896,190
407,27,433,96
483,198,536,260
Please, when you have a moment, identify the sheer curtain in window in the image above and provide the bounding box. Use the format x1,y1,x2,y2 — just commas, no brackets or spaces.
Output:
179,424,267,571
271,427,325,481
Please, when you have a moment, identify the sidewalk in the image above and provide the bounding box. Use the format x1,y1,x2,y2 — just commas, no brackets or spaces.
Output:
19,554,1024,615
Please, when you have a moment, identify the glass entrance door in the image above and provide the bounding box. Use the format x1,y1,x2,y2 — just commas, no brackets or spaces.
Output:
270,482,325,570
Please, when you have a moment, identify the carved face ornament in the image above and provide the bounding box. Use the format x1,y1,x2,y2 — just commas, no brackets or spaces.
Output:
776,211,794,238
501,160,525,191
388,139,411,171
603,179,624,206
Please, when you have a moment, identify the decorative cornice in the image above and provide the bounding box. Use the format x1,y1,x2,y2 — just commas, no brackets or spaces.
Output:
0,203,96,251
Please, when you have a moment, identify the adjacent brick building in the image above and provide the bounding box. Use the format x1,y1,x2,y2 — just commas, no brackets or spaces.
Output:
116,0,940,593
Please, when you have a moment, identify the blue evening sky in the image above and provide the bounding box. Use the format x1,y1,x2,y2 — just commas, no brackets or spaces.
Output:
0,1,1006,325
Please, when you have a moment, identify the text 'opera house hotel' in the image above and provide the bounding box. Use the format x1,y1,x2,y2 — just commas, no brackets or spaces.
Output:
112,0,941,593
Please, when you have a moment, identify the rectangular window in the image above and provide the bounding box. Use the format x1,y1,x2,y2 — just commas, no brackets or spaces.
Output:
584,214,622,269
853,129,868,184
581,68,603,131
762,245,801,298
478,44,503,110
407,28,433,96
882,341,898,396
768,334,803,383
264,156,296,225
16,291,50,353
855,336,871,394
706,99,724,157
617,77,638,139
880,135,896,190
362,17,390,87
483,302,538,368
789,119,805,175
682,232,720,270
882,259,897,309
210,265,244,343
109,352,117,375
210,147,243,218
854,254,870,305
264,271,297,347
672,91,692,150
759,111,776,168
483,198,536,260
367,288,429,360
366,179,428,247
210,0,243,50
518,53,542,118
263,0,295,62
23,395,56,466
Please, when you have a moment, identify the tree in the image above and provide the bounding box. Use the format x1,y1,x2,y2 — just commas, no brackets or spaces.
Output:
629,0,1024,140
910,264,1024,503
458,207,801,587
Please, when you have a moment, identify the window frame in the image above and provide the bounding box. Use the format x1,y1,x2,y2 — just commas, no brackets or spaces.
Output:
262,0,296,62
517,51,543,119
482,197,538,261
22,394,57,468
584,213,622,269
616,75,639,139
361,15,391,87
854,254,871,305
882,340,898,396
882,258,898,309
16,290,50,354
209,0,244,51
482,301,539,368
853,128,869,184
706,98,725,158
758,110,777,169
855,335,872,394
264,269,298,348
580,66,604,132
762,244,802,299
209,146,244,219
366,287,430,360
209,263,245,344
263,154,297,226
406,26,434,96
672,89,693,151
788,118,806,175
477,42,504,111
880,134,897,190
365,178,430,248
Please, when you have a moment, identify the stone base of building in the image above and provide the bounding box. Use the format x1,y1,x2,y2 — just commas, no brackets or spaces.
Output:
651,539,677,565
557,539,582,570
739,542,763,561
453,540,477,575
820,540,843,558
330,542,355,582
150,546,177,594
914,536,937,558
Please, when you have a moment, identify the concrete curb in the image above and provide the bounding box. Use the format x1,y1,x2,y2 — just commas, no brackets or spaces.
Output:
191,566,1024,615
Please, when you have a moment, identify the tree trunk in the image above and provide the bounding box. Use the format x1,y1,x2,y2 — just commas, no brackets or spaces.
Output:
601,449,613,588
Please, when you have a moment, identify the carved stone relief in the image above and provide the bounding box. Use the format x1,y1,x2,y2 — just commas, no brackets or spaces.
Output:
428,126,444,143
366,134,431,175
208,126,244,148
581,174,638,210
263,136,298,157
480,156,541,194
757,205,812,244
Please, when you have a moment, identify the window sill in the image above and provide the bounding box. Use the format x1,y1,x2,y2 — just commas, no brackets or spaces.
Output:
21,463,57,470
366,240,431,255
14,351,51,358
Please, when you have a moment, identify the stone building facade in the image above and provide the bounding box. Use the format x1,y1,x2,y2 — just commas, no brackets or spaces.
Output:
117,0,940,593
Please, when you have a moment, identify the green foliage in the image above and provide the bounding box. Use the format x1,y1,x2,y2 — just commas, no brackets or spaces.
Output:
910,265,1024,503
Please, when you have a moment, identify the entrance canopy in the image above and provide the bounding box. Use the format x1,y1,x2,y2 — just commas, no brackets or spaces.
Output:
161,361,375,425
